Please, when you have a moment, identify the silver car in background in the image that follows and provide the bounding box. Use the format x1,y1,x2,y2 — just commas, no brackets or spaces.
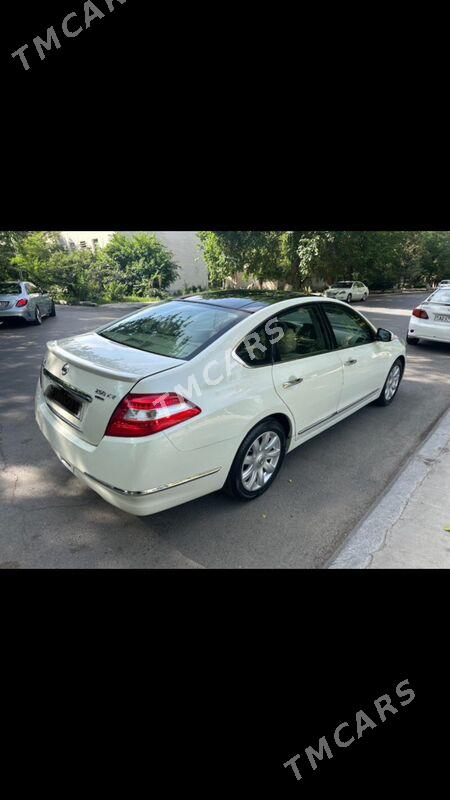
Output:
0,281,56,325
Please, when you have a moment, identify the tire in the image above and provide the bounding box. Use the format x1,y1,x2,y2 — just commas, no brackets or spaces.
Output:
33,307,42,326
49,301,56,317
224,418,287,501
362,293,368,302
375,358,404,406
407,335,419,345
346,294,352,304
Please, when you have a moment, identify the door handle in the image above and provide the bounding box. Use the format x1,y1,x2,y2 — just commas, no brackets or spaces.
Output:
283,377,304,389
345,358,358,366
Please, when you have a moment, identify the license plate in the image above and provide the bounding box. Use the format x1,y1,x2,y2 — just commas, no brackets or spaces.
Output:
46,385,82,418
434,314,450,322
0,301,9,308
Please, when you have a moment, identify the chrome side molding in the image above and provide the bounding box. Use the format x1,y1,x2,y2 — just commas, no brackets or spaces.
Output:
82,466,223,497
297,389,380,437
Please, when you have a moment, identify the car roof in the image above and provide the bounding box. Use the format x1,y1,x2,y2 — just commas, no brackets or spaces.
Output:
181,290,314,313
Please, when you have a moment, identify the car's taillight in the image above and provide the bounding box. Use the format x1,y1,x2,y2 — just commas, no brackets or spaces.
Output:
412,308,429,319
15,299,28,307
105,393,202,438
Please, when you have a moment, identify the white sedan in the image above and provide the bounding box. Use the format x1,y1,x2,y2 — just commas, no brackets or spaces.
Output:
35,292,405,516
408,287,450,346
325,281,369,303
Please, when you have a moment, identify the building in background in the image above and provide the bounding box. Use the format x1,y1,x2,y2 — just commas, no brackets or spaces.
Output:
59,231,208,292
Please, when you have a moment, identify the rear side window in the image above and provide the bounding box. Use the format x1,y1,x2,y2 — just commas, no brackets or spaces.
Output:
0,283,21,295
323,304,374,349
235,322,274,366
99,301,243,359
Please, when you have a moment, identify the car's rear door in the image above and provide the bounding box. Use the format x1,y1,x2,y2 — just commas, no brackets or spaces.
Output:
271,303,344,437
319,302,389,411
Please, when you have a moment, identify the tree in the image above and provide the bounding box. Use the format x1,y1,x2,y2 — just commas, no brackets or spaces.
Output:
100,233,180,295
303,231,411,287
46,249,101,301
412,231,450,285
0,231,33,280
10,232,62,285
198,231,287,288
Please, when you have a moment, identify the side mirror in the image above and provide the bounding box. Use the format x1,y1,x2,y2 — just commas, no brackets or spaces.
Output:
376,327,393,342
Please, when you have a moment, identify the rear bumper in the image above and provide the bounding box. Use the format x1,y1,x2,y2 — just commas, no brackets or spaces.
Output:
0,307,33,321
35,383,234,515
408,317,450,343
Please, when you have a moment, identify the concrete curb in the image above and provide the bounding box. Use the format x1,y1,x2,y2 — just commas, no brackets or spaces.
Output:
327,407,450,569
364,290,428,298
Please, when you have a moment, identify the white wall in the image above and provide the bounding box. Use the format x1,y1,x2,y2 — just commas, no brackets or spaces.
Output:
59,230,208,292
60,231,114,250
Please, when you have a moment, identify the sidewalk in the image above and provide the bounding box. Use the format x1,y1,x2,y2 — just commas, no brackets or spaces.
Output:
329,409,450,569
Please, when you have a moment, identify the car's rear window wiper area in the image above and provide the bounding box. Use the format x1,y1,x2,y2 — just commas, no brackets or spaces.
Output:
99,300,243,360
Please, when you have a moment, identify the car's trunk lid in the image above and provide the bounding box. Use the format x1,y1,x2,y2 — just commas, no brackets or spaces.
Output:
41,332,184,445
425,301,450,322
0,292,22,309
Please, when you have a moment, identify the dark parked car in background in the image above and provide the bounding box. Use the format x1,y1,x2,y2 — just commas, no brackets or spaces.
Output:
0,281,56,325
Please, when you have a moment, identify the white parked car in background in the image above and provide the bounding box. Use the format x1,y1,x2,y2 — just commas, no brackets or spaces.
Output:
408,287,450,345
438,279,450,287
35,292,405,517
325,281,369,303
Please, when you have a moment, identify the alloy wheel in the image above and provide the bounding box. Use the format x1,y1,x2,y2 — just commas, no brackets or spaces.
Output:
385,364,401,401
241,431,282,492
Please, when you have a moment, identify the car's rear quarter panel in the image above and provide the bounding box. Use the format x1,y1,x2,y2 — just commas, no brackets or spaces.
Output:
133,314,295,453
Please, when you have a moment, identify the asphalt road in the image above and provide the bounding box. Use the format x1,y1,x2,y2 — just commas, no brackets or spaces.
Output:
1,294,450,569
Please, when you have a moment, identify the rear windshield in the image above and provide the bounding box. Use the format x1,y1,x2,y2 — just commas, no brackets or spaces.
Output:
99,300,244,359
331,282,353,288
0,283,21,295
429,289,450,305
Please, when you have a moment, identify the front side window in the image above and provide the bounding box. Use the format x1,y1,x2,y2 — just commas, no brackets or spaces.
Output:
323,304,374,349
273,305,329,362
99,300,243,359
